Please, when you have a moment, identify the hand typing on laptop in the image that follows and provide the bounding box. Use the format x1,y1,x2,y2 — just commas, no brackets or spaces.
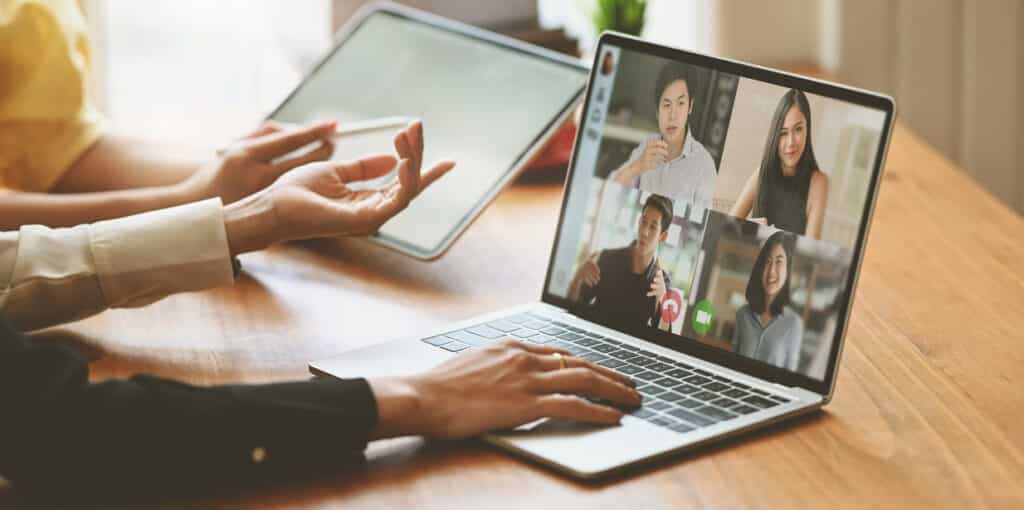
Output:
367,339,641,440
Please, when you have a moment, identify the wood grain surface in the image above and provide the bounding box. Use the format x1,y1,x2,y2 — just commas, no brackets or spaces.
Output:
2,121,1022,509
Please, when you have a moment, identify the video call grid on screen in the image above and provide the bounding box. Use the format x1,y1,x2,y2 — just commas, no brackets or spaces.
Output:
546,37,891,389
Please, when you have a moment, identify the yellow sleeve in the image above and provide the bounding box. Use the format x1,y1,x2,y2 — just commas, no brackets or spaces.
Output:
0,0,106,192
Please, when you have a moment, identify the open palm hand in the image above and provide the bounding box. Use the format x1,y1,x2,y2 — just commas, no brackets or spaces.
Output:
223,121,454,254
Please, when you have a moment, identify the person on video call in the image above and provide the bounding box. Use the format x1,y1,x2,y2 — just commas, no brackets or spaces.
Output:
729,89,829,239
0,0,642,498
568,194,674,332
608,63,717,210
732,231,803,371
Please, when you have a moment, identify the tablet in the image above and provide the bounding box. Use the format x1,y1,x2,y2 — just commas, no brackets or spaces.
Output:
267,2,588,260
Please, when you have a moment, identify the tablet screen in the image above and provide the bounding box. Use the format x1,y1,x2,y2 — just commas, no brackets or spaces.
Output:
270,9,587,258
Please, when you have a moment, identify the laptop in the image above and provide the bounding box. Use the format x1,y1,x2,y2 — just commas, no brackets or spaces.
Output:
311,32,895,479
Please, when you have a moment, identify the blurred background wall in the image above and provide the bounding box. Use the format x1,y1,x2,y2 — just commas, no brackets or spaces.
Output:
80,0,1023,215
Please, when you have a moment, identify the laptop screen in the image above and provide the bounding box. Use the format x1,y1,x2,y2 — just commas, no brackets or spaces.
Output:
544,37,892,388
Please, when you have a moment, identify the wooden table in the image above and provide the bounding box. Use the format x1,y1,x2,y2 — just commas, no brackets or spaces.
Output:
2,121,1023,509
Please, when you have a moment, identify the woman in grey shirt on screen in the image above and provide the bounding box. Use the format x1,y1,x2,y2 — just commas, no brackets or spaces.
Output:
732,231,803,372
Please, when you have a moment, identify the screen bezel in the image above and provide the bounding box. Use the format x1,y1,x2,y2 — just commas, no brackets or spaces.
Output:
540,32,896,397
265,1,589,260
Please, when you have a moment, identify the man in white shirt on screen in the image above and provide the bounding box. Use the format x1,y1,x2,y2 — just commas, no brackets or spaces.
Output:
609,63,717,211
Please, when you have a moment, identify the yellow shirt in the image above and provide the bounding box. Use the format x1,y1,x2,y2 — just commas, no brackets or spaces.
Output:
0,0,104,192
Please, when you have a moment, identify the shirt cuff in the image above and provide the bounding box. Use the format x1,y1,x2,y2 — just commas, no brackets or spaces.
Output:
89,198,234,308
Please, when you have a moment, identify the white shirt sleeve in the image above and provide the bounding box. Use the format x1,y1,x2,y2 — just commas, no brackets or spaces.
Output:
0,198,234,331
608,138,647,187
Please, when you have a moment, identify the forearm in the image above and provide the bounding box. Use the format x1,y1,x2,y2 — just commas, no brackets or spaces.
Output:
610,160,639,185
52,133,208,193
0,317,375,498
0,185,192,230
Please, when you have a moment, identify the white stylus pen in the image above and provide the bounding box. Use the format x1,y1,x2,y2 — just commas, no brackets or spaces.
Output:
216,116,417,156
333,116,416,137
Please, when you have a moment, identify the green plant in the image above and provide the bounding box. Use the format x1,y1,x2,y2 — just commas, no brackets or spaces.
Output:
592,0,647,36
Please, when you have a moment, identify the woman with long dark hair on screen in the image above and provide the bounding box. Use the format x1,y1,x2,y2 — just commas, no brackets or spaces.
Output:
732,231,803,372
730,89,829,239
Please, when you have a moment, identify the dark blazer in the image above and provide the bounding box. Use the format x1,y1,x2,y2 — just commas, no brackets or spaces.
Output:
0,317,378,500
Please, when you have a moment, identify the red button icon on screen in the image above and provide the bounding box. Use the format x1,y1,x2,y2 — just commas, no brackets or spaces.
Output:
660,289,683,324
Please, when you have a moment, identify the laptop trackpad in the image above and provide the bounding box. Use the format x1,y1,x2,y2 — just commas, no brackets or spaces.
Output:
309,338,454,379
488,416,685,477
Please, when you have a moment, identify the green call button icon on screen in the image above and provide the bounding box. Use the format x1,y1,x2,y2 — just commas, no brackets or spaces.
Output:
692,300,715,335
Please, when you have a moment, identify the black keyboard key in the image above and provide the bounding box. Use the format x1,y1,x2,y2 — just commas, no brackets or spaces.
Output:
667,408,714,427
628,356,657,367
649,416,675,427
673,361,694,369
693,368,712,376
556,331,583,341
656,355,677,364
635,371,661,381
580,352,608,362
639,385,666,397
647,401,671,411
617,364,643,375
576,338,600,347
703,381,730,393
567,327,587,334
675,384,700,394
732,405,759,415
667,368,690,378
711,375,731,383
683,375,711,386
487,320,521,333
648,362,673,372
723,388,749,399
540,327,565,336
692,391,718,402
668,422,695,434
631,408,655,419
711,397,740,409
563,345,589,355
769,395,790,403
659,391,686,402
598,359,626,369
654,377,682,388
594,344,617,353
439,341,470,352
423,336,450,346
617,343,641,353
750,388,771,396
528,334,555,344
467,325,505,339
600,337,623,346
638,349,657,357
678,398,702,409
732,382,751,390
610,349,635,360
743,395,779,408
696,406,737,422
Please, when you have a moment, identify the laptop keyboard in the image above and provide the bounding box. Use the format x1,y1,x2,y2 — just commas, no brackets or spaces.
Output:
421,311,793,435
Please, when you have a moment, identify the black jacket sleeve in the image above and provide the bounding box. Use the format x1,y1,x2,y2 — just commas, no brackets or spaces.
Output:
0,317,379,499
